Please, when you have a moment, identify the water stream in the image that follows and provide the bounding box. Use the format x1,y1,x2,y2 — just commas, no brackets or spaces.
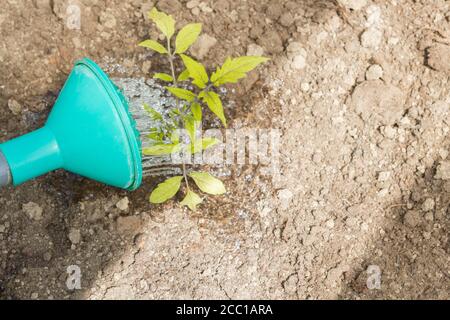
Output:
113,77,182,177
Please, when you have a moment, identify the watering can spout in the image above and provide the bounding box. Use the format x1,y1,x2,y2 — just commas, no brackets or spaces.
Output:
0,127,63,187
0,58,143,190
0,151,11,187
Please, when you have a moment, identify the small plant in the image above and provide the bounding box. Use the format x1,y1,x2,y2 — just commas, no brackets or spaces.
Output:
139,8,268,211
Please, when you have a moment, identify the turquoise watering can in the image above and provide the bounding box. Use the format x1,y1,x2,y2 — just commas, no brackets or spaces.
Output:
0,58,142,190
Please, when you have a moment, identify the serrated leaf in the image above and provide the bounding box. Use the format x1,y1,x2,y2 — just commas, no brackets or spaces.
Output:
177,69,190,81
180,190,202,211
165,87,196,102
143,104,163,121
198,91,226,126
175,23,202,54
148,8,175,39
191,102,202,121
211,56,269,86
138,40,168,54
142,143,181,156
153,73,173,82
189,172,226,195
180,54,208,89
150,176,183,204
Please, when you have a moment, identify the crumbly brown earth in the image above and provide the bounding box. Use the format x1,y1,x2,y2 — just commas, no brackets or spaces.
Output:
0,0,449,299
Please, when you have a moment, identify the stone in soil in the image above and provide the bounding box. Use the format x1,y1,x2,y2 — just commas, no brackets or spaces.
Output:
365,64,383,80
404,210,421,227
116,197,130,211
350,80,405,125
247,43,265,56
190,34,217,59
117,216,142,235
422,198,435,212
22,202,43,221
426,44,450,74
68,228,82,244
340,0,368,11
8,99,22,115
360,28,382,49
257,30,283,54
435,161,450,180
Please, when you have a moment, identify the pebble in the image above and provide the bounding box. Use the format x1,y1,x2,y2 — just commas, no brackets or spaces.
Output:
99,12,117,29
190,34,217,59
31,292,39,299
340,0,367,11
116,197,130,211
8,99,22,115
186,0,199,9
280,12,294,27
278,189,293,201
117,216,141,235
422,198,435,212
382,126,397,139
68,228,81,244
34,0,52,10
325,219,335,229
377,171,391,182
351,81,404,125
257,30,283,54
435,161,450,180
286,42,304,57
365,64,383,80
22,202,43,221
292,55,306,70
404,210,421,227
426,43,450,74
247,44,265,56
141,60,152,74
43,252,52,262
301,82,310,92
191,7,200,16
360,28,382,49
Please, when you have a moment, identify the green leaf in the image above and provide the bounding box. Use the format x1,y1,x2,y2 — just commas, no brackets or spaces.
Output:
138,40,168,54
143,104,163,121
179,54,209,89
153,73,173,82
198,91,226,126
165,87,196,102
148,8,175,39
191,102,202,121
188,137,219,154
180,190,202,211
170,130,180,144
177,69,190,81
150,176,183,204
147,132,163,142
201,137,220,150
175,23,202,54
211,56,269,86
184,116,198,142
189,172,226,195
142,143,181,156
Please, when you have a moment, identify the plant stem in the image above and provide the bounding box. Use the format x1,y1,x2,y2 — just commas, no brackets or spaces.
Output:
167,37,189,189
182,161,190,190
167,37,177,86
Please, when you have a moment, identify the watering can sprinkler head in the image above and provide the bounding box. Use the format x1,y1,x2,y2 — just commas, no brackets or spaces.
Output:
0,58,143,190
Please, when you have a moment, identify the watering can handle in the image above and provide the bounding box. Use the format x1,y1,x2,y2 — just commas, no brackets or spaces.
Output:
0,151,11,187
